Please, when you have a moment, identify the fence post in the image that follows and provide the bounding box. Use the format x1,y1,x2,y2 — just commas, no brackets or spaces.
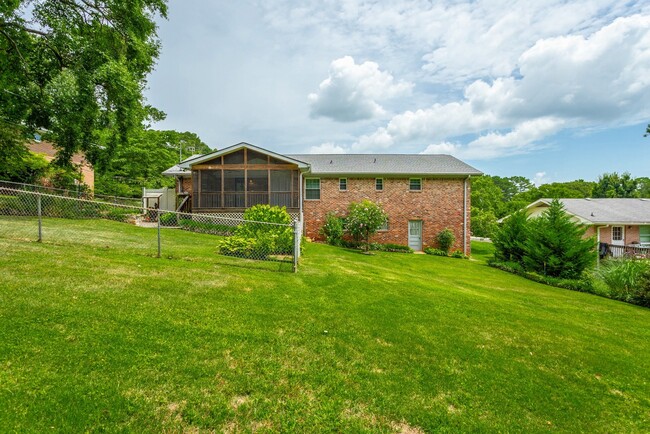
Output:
157,209,161,258
293,220,299,273
37,193,42,242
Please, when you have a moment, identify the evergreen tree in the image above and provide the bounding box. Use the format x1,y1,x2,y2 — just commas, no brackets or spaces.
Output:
523,200,596,279
492,209,528,263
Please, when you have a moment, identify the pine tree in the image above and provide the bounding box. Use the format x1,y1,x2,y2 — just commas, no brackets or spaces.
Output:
523,200,596,279
493,209,528,263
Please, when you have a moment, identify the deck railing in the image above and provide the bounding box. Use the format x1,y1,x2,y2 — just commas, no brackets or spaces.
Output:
601,242,650,259
196,191,299,209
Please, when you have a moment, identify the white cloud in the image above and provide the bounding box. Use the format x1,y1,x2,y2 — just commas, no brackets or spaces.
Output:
350,14,650,158
533,172,548,186
308,56,413,122
308,142,347,154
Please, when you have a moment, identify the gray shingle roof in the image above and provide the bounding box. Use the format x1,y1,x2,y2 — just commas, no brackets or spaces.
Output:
536,198,650,224
287,154,482,176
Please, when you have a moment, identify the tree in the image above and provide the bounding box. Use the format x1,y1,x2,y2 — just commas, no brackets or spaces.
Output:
523,200,596,279
592,172,639,198
492,176,534,202
94,129,211,197
637,177,650,198
345,199,388,252
492,210,528,263
0,0,168,175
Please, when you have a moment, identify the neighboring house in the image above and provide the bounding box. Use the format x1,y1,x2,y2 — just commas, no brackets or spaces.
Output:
27,141,95,189
526,198,650,248
162,142,482,253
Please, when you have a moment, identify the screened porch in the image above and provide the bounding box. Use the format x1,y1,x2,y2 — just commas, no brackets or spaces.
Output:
190,148,301,211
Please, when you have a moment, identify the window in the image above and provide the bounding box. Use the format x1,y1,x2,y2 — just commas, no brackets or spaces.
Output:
640,226,650,245
378,219,389,231
375,178,383,191
339,178,347,191
612,226,623,241
409,178,422,191
306,178,320,200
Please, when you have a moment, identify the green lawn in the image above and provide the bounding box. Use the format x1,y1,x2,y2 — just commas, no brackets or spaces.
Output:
1,218,649,432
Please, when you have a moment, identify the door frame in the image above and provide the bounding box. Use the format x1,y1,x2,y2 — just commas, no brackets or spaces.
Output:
408,220,423,251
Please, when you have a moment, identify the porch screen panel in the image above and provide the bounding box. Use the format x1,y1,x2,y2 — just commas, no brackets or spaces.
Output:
224,170,245,207
192,171,199,208
247,150,268,164
200,170,221,208
271,170,292,207
248,170,268,206
223,150,244,164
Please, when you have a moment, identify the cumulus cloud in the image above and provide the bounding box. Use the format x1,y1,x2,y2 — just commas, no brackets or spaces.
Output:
308,142,347,154
355,14,650,158
533,172,548,186
308,56,412,122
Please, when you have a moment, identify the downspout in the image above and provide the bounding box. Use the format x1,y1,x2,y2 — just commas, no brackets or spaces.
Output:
299,171,304,228
463,176,470,256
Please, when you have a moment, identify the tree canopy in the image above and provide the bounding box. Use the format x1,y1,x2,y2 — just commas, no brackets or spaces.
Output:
0,0,168,171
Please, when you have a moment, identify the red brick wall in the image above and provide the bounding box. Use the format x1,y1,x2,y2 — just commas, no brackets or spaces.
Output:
303,177,471,253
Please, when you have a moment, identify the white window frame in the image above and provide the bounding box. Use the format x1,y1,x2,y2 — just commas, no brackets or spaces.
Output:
378,219,389,231
305,178,321,200
375,178,384,191
339,178,347,191
409,178,422,191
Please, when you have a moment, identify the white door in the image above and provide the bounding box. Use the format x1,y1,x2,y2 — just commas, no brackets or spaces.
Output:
611,226,625,257
408,220,423,251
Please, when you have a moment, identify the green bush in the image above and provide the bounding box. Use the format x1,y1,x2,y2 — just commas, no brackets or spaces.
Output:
179,219,237,236
345,200,388,251
523,200,596,279
319,212,344,246
436,228,455,253
424,248,448,257
104,207,136,223
159,212,177,226
379,243,413,253
493,210,527,263
595,259,650,306
216,236,263,259
237,205,294,254
451,250,469,259
489,260,594,293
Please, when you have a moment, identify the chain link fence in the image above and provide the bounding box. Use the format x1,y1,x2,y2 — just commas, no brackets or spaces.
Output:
0,180,142,206
0,187,301,272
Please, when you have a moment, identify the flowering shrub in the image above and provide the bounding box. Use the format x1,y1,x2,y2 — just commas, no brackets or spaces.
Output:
345,199,387,252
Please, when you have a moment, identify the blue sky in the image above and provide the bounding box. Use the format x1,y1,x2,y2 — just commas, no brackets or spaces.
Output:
145,1,650,183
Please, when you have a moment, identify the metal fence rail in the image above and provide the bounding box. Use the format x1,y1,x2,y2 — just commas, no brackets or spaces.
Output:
0,187,301,272
0,180,142,207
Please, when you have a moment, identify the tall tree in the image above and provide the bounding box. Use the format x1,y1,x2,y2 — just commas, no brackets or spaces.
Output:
592,172,639,198
95,129,212,197
523,200,596,279
0,0,168,173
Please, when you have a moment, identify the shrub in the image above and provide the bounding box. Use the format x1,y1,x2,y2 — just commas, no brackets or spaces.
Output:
345,200,388,252
436,228,455,253
319,212,344,246
216,236,263,258
379,243,413,253
451,250,469,259
493,210,527,263
179,219,237,236
159,212,177,226
523,200,596,279
596,259,650,306
424,248,448,257
237,205,294,254
105,207,136,223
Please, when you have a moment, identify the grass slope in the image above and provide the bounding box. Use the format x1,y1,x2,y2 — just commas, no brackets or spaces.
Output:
0,218,649,432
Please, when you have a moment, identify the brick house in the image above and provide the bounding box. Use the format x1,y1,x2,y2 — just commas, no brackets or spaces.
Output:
27,140,95,189
162,143,482,253
526,198,650,249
